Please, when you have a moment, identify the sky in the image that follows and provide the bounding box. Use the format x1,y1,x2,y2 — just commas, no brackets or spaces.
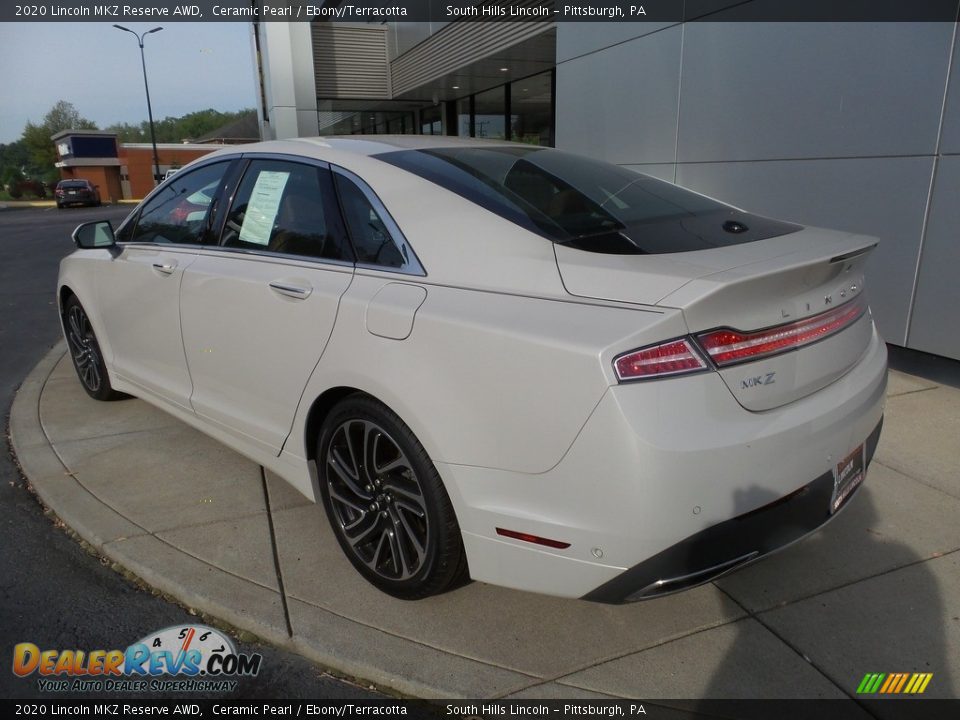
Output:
0,22,258,144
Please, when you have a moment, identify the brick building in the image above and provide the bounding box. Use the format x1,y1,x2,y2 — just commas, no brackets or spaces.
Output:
52,129,223,201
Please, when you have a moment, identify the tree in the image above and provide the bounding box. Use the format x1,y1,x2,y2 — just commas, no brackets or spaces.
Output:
106,108,256,144
0,139,32,186
103,121,146,143
22,100,97,183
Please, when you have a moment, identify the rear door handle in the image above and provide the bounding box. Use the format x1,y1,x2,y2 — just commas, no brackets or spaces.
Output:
269,281,312,300
152,261,177,275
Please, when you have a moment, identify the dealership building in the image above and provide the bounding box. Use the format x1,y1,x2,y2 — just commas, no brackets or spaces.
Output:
251,10,960,361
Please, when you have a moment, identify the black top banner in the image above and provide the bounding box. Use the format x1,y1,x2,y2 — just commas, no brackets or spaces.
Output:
3,0,960,23
4,699,960,719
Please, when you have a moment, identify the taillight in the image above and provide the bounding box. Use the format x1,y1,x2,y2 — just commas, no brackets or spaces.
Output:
696,296,867,367
614,338,708,381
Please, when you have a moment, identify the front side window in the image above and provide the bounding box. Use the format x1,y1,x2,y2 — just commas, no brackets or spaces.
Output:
220,160,349,262
129,161,230,245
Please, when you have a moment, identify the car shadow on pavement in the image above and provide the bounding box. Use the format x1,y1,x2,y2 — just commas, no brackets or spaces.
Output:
700,487,954,713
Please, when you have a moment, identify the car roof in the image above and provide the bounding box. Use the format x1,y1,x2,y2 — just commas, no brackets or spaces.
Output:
295,135,523,155
202,135,520,161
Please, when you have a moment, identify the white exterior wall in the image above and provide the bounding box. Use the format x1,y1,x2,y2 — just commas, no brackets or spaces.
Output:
255,22,319,140
556,18,960,361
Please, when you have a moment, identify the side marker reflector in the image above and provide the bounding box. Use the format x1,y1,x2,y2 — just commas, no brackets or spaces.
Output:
496,528,571,549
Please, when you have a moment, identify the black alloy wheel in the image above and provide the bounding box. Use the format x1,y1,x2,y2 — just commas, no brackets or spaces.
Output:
317,395,468,599
63,295,123,401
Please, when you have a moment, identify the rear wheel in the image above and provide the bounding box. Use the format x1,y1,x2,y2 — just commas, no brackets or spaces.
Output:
317,395,468,599
63,295,123,401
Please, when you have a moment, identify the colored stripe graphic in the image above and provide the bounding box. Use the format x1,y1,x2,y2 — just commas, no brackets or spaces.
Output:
857,672,932,694
879,674,896,693
893,673,909,693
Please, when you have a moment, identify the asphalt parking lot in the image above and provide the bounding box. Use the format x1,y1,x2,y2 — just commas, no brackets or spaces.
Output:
3,205,959,711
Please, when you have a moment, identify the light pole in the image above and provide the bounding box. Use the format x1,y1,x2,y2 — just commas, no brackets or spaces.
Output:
114,24,163,186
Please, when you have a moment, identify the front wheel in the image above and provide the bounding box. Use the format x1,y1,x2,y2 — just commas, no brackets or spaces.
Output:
63,295,124,401
317,395,468,599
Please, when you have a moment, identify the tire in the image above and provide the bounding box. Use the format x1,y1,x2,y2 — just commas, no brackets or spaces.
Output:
63,295,124,401
317,395,468,599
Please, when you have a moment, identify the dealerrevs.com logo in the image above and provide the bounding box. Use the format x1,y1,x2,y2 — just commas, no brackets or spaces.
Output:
13,625,262,693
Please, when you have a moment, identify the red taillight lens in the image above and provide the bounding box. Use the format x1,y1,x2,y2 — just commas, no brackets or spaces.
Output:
614,338,708,381
696,296,867,367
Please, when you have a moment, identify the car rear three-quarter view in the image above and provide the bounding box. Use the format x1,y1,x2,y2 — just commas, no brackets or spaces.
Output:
57,137,886,603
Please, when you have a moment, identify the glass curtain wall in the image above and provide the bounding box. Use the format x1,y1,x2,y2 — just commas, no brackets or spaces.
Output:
446,70,553,145
316,70,553,144
474,85,506,140
421,106,442,135
510,71,552,146
457,98,472,137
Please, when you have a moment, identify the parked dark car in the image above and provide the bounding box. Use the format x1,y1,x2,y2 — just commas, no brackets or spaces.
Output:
55,179,101,209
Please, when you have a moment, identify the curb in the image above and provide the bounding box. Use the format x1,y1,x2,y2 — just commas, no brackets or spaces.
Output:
8,343,542,700
0,200,142,210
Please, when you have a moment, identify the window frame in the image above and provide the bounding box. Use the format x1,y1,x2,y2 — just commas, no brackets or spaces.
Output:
119,158,238,249
330,165,426,277
116,151,426,276
209,153,355,267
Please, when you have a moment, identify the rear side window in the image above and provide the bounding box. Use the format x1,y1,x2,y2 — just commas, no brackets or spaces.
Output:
377,147,800,254
130,162,229,245
333,173,405,269
219,159,351,262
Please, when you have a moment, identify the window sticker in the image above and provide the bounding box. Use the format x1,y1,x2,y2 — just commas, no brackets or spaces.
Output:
239,170,291,246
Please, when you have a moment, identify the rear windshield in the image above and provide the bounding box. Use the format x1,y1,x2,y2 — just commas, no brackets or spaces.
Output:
58,181,89,189
376,146,800,254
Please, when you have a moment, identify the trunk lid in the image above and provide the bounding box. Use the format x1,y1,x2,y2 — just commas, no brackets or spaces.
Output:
555,227,878,410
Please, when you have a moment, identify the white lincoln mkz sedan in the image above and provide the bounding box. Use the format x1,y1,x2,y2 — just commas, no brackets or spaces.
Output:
59,136,886,602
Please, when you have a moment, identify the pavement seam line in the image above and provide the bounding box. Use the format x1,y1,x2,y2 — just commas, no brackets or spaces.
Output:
34,348,155,538
37,353,273,546
46,422,185,446
873,458,960,501
747,546,960,615
285,591,544,680
147,508,275,534
714,587,876,711
520,618,752,699
488,615,748,698
885,385,940,398
262,466,295,638
104,530,289,596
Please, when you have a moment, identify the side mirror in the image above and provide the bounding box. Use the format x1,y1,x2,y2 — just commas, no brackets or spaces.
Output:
72,220,116,249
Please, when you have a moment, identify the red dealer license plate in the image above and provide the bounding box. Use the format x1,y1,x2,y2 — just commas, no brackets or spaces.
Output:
832,443,865,513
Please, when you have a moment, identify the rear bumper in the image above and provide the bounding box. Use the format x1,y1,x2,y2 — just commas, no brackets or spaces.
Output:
58,194,96,204
582,419,882,603
443,325,888,600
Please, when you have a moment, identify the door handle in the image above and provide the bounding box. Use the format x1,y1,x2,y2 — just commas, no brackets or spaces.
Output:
152,261,177,275
269,281,312,300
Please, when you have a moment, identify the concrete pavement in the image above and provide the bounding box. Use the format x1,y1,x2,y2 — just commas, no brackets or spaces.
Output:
10,343,960,702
